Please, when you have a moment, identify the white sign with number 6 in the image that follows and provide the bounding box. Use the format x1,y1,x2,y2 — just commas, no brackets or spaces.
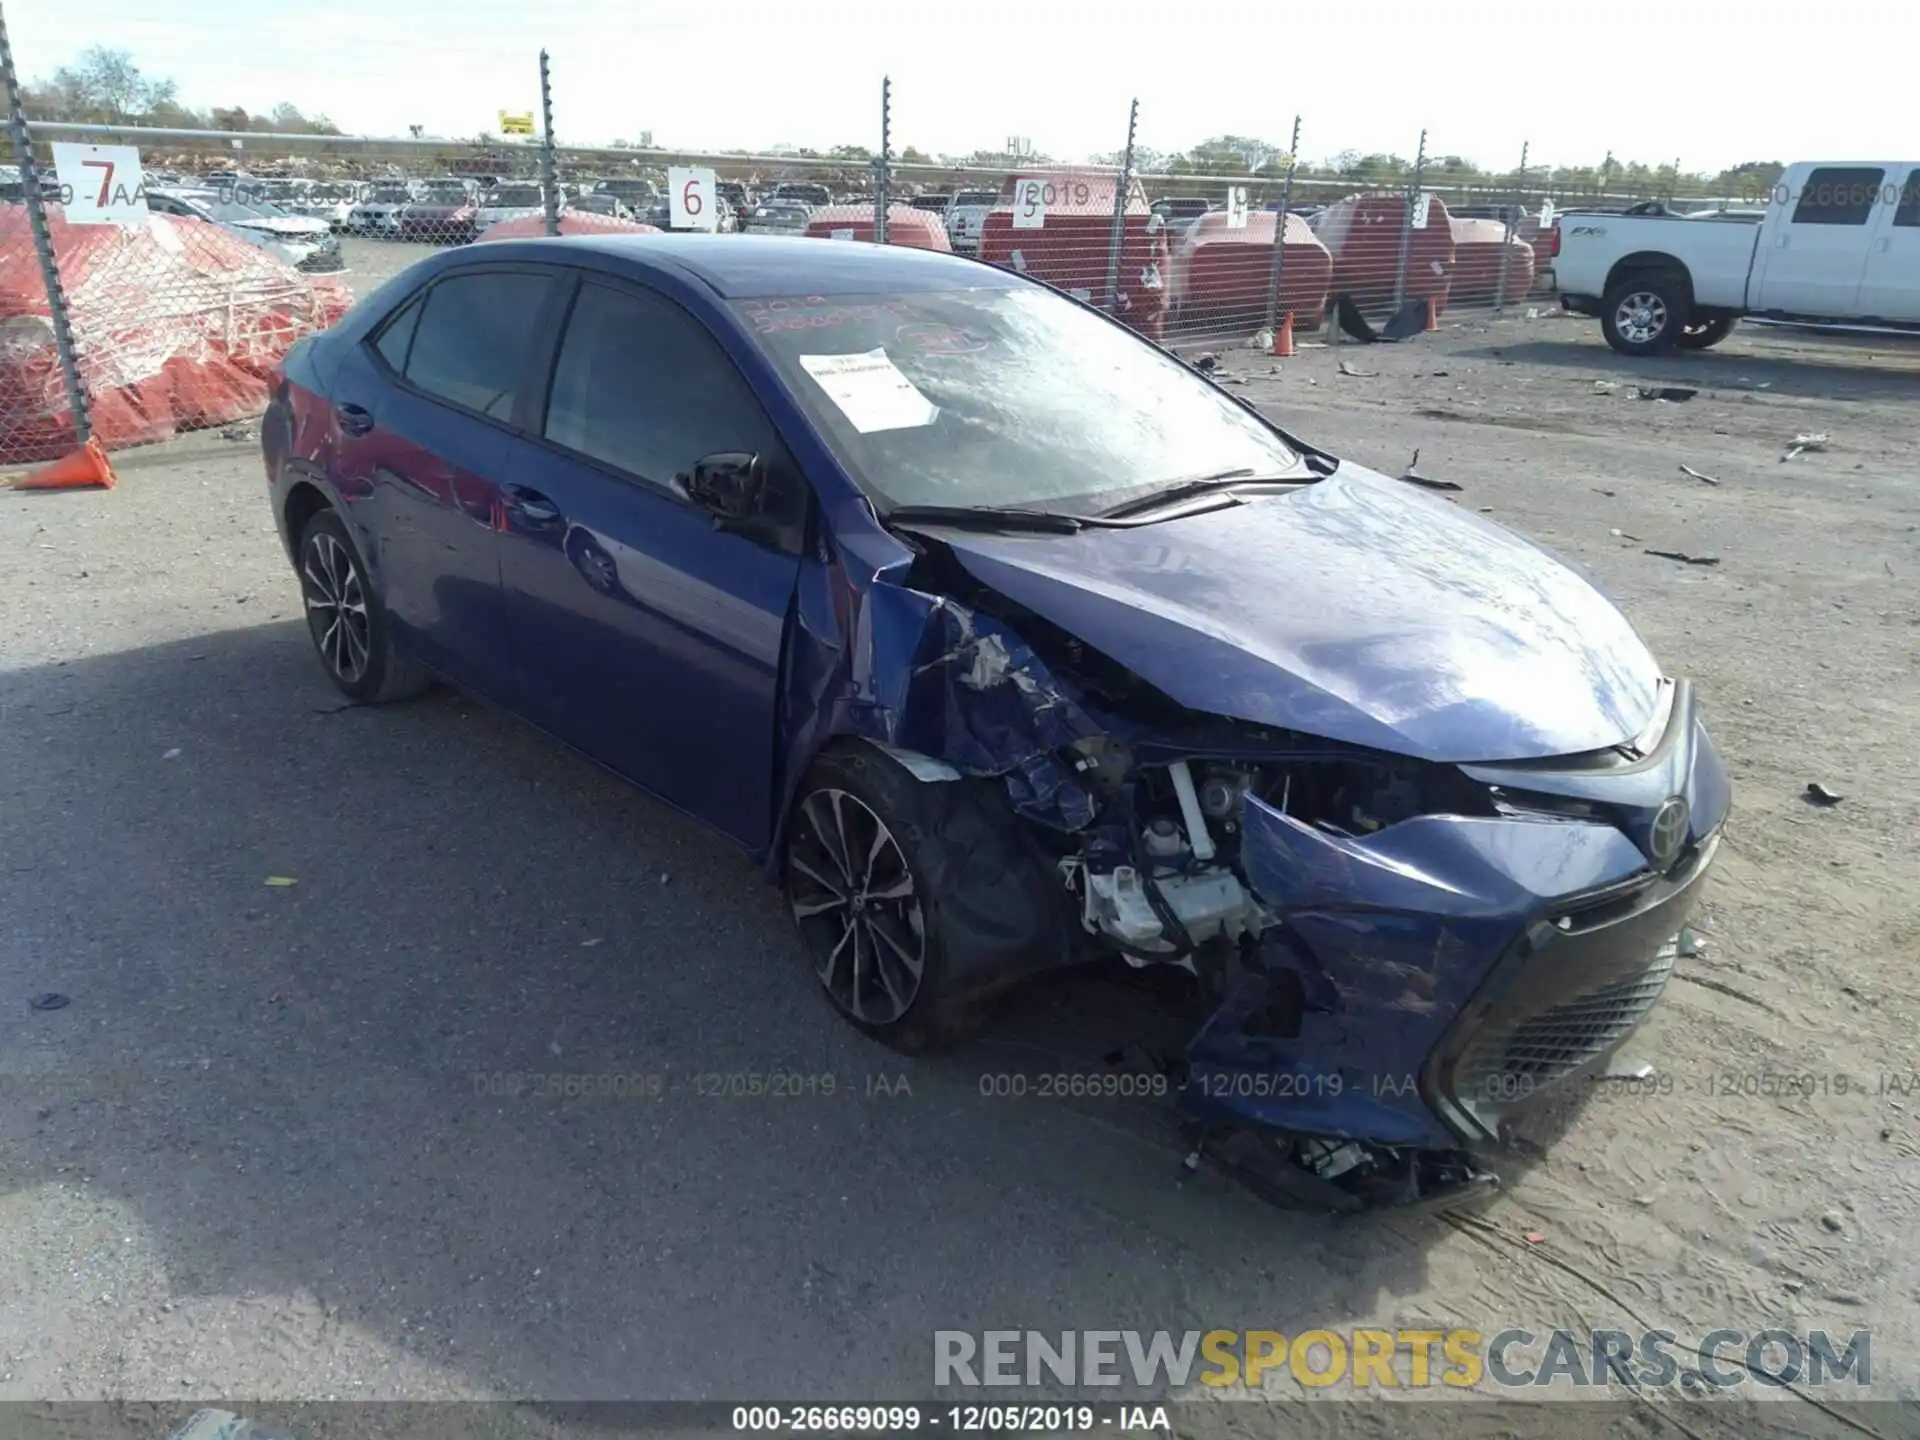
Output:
52,142,148,227
668,165,718,232
1011,177,1046,230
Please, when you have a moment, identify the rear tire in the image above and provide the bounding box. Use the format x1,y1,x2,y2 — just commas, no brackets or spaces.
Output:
1677,315,1738,350
1601,274,1690,356
783,742,1071,1054
296,508,431,705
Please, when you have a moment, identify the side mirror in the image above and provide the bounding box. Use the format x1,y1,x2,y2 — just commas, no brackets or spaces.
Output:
674,452,766,523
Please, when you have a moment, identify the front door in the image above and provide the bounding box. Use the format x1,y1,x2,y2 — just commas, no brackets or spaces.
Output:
496,273,805,849
1751,166,1884,316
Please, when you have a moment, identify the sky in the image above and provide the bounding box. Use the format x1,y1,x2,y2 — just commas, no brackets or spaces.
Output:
14,1,1898,173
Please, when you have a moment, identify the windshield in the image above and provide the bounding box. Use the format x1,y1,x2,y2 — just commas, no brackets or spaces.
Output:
954,192,997,207
491,186,543,206
736,287,1298,513
367,185,413,202
420,184,470,201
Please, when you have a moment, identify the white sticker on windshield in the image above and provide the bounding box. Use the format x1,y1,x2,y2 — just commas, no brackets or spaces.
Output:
799,349,938,433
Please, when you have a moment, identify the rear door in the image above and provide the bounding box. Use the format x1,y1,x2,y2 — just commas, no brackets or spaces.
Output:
1751,166,1883,315
494,272,806,848
327,264,558,699
1858,166,1920,321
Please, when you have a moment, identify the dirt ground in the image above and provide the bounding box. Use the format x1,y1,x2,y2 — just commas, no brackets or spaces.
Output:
1,292,1916,1438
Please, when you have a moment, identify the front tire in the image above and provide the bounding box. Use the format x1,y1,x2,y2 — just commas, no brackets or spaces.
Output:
783,742,1070,1054
1677,315,1738,350
1601,275,1690,356
296,508,430,704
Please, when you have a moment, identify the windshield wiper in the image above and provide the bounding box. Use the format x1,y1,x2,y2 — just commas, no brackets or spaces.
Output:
882,503,1085,534
1093,468,1307,520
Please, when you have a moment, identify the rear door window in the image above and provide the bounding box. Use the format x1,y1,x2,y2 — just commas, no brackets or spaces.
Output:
1895,170,1920,228
402,270,554,421
1791,167,1885,226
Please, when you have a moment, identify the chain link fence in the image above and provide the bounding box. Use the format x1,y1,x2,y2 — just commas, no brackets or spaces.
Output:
2,51,1745,470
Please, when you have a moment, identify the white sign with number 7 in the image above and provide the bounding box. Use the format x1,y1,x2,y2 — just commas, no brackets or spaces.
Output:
52,142,148,227
668,165,718,233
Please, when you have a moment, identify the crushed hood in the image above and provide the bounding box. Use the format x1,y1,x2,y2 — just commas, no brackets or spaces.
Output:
936,465,1662,763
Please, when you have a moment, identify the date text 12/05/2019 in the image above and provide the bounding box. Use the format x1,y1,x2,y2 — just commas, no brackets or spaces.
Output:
730,1404,1170,1432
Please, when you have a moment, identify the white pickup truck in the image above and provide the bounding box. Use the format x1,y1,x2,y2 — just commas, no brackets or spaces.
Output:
1552,161,1920,354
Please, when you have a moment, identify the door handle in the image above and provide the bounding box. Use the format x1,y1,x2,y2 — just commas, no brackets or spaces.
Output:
503,484,563,525
335,402,374,436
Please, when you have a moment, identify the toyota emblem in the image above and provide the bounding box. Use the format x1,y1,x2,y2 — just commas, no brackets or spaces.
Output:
1648,797,1691,868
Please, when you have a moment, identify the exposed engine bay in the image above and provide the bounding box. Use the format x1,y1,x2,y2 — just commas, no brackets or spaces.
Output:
785,526,1728,1217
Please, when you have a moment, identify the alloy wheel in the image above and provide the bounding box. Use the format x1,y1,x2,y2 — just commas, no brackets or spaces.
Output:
301,530,370,684
1614,291,1668,345
788,787,926,1025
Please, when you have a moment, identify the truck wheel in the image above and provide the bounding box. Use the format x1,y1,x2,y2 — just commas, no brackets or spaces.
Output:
1601,276,1690,356
1677,315,1738,350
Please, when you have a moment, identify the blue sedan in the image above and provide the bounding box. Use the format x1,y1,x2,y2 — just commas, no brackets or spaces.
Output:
261,235,1729,1213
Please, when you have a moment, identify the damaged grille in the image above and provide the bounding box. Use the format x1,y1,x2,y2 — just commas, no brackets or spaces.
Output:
1459,940,1676,1086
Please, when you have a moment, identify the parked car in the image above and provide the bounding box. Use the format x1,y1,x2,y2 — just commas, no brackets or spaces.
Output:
718,181,750,217
348,182,419,235
749,200,813,235
474,182,561,233
399,179,483,242
144,188,345,272
943,189,998,255
289,182,359,230
568,193,636,221
594,178,659,210
1554,159,1920,354
262,234,1730,1214
772,181,833,208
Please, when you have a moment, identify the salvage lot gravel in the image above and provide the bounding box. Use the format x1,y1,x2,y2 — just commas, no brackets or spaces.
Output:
2,286,1918,1435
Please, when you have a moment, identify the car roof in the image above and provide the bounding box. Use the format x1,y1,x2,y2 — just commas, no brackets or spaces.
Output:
484,232,1025,298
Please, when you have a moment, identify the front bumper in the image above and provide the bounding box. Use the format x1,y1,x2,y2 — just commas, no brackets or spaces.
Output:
1176,702,1730,1159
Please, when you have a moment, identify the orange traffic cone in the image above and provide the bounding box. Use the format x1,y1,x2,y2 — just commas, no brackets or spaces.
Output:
1425,296,1441,333
10,437,116,492
1271,313,1295,358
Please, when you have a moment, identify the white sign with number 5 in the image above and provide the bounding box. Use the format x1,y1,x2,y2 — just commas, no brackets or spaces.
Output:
52,142,148,227
1011,177,1046,230
668,165,717,232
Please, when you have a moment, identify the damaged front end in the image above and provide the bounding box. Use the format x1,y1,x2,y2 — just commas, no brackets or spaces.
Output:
777,528,1730,1215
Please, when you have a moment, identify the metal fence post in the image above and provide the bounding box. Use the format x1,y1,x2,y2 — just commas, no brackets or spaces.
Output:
0,3,91,448
874,76,891,245
538,50,560,236
1102,99,1138,311
1494,139,1527,311
1392,128,1428,313
1263,113,1303,334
